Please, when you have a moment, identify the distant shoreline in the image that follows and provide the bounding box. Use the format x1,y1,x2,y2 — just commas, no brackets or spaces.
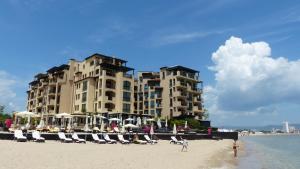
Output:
241,133,300,137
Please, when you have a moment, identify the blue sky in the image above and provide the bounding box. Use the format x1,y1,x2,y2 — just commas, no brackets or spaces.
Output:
0,0,300,126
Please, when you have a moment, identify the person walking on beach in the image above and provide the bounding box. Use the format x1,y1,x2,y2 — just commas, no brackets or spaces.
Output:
181,138,188,152
233,140,239,157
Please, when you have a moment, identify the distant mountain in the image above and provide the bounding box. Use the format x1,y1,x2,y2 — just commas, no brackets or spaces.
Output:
221,124,300,131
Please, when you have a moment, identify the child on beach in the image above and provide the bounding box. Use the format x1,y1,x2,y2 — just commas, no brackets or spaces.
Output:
233,140,239,157
181,138,188,152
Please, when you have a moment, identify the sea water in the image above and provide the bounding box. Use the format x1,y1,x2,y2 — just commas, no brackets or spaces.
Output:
238,135,300,169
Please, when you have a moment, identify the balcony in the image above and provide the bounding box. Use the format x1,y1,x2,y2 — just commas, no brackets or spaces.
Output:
123,73,133,79
37,103,43,107
174,91,187,98
105,71,116,78
174,101,187,108
177,71,199,81
193,106,203,112
175,81,187,88
188,88,202,94
106,79,116,90
48,99,55,105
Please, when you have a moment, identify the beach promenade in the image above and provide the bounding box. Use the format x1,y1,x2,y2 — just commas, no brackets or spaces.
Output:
0,140,236,169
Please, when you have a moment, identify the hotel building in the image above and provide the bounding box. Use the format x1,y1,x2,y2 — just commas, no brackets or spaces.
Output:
27,53,204,123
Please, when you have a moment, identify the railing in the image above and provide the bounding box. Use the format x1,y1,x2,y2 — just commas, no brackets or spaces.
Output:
123,74,133,78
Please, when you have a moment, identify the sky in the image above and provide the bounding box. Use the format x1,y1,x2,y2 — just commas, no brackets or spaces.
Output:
0,0,300,126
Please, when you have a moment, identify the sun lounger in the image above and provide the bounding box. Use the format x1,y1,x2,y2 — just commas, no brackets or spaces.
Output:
58,132,73,143
14,130,27,142
170,136,183,144
92,134,106,144
72,133,86,143
144,135,158,144
103,133,117,144
32,131,45,142
117,134,130,144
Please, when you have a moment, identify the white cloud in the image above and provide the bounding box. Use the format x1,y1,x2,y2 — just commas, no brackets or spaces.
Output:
0,71,22,112
157,30,230,46
205,36,300,121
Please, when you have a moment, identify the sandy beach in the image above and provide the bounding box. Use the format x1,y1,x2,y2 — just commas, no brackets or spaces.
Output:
0,139,237,169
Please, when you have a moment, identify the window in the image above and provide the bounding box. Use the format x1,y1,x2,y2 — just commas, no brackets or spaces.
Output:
123,92,131,102
75,105,79,111
150,110,155,115
90,61,94,66
150,101,155,108
123,81,131,90
150,92,155,99
123,103,131,113
144,84,148,91
81,104,86,112
95,92,98,100
82,81,88,91
82,92,87,102
95,69,99,75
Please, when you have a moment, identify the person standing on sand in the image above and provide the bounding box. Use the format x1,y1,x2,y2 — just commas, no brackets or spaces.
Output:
181,139,188,152
233,140,239,157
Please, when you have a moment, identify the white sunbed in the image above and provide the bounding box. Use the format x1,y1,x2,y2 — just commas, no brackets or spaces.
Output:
170,136,183,145
58,132,73,143
92,134,106,144
144,135,158,144
32,131,45,142
103,133,117,144
72,133,86,143
117,134,130,144
14,130,27,142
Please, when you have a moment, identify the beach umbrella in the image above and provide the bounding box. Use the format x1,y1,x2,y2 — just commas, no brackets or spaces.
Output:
90,116,93,126
165,118,168,128
93,115,97,126
173,124,177,135
143,118,147,125
136,117,142,126
147,118,155,122
100,120,105,139
84,115,89,132
184,121,188,129
157,118,162,128
150,124,154,135
38,118,45,128
55,112,72,118
150,124,154,141
109,118,121,122
124,124,138,128
121,125,126,133
15,111,38,117
100,120,105,132
67,119,72,131
125,118,134,122
97,115,107,119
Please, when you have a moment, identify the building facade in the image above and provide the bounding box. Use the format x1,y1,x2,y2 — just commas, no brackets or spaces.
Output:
27,53,204,123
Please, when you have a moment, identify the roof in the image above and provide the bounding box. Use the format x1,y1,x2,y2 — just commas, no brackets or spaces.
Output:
34,73,47,79
47,64,70,73
99,62,134,72
85,53,127,63
29,80,39,86
161,65,199,73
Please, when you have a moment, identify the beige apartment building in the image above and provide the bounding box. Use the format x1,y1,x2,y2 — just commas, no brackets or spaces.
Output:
134,66,204,120
27,53,204,123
